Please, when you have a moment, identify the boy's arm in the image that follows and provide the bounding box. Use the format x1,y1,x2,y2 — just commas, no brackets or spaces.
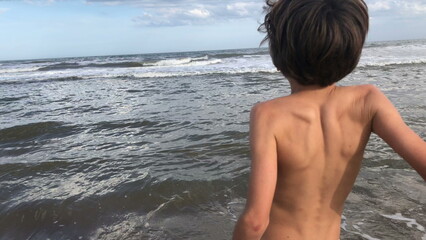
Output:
369,85,426,181
233,103,278,240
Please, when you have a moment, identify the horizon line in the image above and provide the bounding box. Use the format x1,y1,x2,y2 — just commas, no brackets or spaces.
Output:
1,38,425,63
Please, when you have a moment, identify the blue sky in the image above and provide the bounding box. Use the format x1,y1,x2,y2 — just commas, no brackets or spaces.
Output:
1,0,426,60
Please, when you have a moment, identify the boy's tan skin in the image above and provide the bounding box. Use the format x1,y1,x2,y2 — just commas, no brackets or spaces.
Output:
233,79,426,240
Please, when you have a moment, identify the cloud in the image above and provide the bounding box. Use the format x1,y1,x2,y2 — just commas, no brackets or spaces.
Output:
0,8,10,14
367,0,426,15
132,8,208,26
187,8,211,18
132,7,213,26
368,1,391,11
85,0,263,26
402,2,426,14
24,0,56,5
226,2,260,17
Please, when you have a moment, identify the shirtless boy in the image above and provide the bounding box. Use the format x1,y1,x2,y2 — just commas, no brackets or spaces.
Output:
232,0,426,239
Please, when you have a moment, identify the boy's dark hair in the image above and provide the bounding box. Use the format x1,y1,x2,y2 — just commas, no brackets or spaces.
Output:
260,0,369,86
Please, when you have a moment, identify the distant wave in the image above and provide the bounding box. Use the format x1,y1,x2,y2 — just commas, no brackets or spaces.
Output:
38,62,81,71
0,67,39,74
128,68,278,79
35,56,221,71
22,57,426,75
25,59,56,64
2,43,425,84
210,52,263,59
1,68,278,84
173,59,222,67
37,62,146,71
364,39,426,49
89,62,144,68
3,59,425,85
142,55,211,67
359,59,426,68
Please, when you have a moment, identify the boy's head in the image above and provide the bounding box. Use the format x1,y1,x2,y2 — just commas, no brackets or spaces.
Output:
261,0,369,86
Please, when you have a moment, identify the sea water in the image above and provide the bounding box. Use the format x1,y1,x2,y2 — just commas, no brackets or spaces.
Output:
0,39,425,239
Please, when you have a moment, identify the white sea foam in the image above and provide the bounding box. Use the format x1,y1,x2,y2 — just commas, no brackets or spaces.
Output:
359,41,426,67
180,59,222,67
130,68,278,79
341,215,381,240
352,225,381,240
381,213,426,240
144,55,209,67
132,71,199,78
381,213,425,232
192,55,209,61
359,58,426,67
143,58,221,68
145,58,193,67
0,67,39,74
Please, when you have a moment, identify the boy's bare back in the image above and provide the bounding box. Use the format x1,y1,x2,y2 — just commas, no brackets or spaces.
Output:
234,83,426,240
257,84,372,239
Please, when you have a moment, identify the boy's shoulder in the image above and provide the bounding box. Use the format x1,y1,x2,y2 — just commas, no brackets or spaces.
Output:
344,84,381,96
250,84,382,124
253,84,377,108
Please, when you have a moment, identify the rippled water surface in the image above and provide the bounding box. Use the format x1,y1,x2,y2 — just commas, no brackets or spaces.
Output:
1,40,426,239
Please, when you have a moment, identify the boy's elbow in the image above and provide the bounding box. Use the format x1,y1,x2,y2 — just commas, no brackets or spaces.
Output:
233,212,269,240
418,164,426,181
411,141,426,182
243,214,269,234
406,155,426,182
419,144,426,182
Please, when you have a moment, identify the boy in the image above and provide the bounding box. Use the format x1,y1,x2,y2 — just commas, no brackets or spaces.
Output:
232,0,426,239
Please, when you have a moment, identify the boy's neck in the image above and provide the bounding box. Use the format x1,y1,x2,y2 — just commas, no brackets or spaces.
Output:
289,78,336,95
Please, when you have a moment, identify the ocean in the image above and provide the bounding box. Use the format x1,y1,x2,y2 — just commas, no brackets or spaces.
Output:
0,39,425,240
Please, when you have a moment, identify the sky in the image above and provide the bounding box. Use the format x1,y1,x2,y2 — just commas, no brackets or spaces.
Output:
0,0,426,60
